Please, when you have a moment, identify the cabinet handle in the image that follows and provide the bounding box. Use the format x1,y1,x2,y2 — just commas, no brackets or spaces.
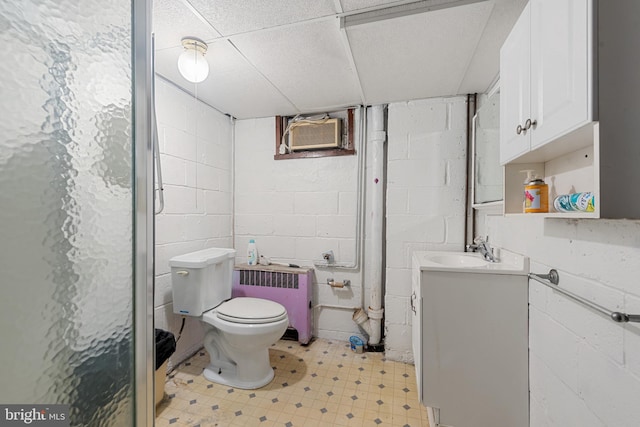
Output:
525,118,537,130
516,124,523,135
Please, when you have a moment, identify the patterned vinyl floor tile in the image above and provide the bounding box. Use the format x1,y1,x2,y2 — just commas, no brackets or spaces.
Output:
155,338,430,427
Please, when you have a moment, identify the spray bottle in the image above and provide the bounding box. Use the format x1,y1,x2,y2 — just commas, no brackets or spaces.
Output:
521,170,549,213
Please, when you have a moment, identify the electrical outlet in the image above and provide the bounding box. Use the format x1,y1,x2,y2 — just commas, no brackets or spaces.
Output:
321,250,335,264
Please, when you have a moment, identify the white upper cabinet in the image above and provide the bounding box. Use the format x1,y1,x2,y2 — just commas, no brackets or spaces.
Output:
500,1,640,219
530,0,592,148
500,3,531,164
500,0,593,165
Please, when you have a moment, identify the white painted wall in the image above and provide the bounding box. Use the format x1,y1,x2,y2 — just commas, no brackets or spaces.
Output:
234,114,366,342
476,210,640,426
385,97,468,361
153,78,233,368
233,99,468,355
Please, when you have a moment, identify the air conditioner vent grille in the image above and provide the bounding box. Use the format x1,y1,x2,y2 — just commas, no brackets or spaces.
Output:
290,118,341,150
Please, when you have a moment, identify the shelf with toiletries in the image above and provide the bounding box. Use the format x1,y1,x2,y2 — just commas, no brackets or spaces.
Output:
499,1,640,219
503,123,599,218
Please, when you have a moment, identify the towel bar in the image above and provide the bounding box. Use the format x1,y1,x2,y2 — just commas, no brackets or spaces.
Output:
529,270,640,323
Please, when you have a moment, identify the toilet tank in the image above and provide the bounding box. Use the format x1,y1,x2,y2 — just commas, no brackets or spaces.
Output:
169,247,236,316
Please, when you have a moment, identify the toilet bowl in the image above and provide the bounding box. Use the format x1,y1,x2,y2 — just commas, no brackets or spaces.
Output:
169,248,289,389
201,297,288,389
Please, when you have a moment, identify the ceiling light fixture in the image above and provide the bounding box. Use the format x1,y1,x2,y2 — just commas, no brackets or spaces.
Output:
340,0,489,28
178,37,209,83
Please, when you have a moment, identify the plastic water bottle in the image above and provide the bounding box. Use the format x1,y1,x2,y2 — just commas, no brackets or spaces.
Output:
247,239,258,265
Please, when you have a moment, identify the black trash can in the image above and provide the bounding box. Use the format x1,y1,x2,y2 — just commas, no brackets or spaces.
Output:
155,329,176,405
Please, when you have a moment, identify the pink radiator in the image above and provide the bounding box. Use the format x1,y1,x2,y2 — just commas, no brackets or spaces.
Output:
232,264,312,345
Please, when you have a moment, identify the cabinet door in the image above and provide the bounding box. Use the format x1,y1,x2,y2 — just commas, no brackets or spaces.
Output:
411,268,423,402
530,0,592,148
500,2,531,164
422,272,529,427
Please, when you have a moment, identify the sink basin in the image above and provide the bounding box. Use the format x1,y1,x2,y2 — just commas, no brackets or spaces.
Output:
412,249,529,274
427,254,488,267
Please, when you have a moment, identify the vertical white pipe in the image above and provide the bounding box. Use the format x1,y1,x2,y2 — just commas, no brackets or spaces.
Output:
367,105,386,345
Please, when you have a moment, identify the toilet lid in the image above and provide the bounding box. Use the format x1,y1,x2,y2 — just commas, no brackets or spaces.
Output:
216,297,287,324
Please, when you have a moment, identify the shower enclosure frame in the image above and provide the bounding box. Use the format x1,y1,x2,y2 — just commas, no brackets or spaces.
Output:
133,0,155,424
0,0,155,423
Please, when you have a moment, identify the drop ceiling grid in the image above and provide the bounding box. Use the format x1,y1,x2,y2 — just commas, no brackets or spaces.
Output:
345,1,494,105
229,19,363,112
154,41,297,119
198,41,300,118
152,0,222,50
187,0,339,36
339,0,415,13
151,0,528,119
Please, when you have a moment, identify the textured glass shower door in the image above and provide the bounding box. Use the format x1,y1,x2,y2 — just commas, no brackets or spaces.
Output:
0,1,153,426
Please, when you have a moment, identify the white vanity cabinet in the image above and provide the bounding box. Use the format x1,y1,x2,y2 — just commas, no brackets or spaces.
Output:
499,1,640,219
410,255,423,400
500,0,592,165
412,251,529,427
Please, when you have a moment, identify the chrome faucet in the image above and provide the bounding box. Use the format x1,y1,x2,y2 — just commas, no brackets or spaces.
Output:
466,236,498,262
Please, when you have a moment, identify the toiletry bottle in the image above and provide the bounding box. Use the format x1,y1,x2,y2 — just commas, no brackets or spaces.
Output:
553,192,595,212
247,239,258,265
521,170,549,213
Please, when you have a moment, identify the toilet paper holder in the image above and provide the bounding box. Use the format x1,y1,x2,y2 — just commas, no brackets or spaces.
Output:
327,278,350,288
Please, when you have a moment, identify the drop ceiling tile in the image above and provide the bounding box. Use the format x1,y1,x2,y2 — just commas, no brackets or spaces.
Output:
154,41,297,119
346,1,494,104
457,0,528,93
153,0,221,50
152,0,517,119
230,19,363,112
188,0,337,36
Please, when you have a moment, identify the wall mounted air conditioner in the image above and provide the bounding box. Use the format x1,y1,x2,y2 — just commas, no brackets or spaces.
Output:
289,118,342,151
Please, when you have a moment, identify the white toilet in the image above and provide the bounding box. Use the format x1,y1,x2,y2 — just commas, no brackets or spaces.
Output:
169,247,289,389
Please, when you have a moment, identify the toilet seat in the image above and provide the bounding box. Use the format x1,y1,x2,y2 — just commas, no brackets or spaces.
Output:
216,297,287,325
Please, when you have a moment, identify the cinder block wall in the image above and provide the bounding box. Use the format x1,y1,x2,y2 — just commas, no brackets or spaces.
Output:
234,115,365,342
385,97,468,361
479,213,640,426
233,99,468,354
153,78,233,367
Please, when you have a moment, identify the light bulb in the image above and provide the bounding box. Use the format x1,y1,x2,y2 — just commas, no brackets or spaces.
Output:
177,38,209,83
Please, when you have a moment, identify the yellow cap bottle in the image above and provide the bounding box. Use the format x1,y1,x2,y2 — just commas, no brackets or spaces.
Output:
521,170,549,213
